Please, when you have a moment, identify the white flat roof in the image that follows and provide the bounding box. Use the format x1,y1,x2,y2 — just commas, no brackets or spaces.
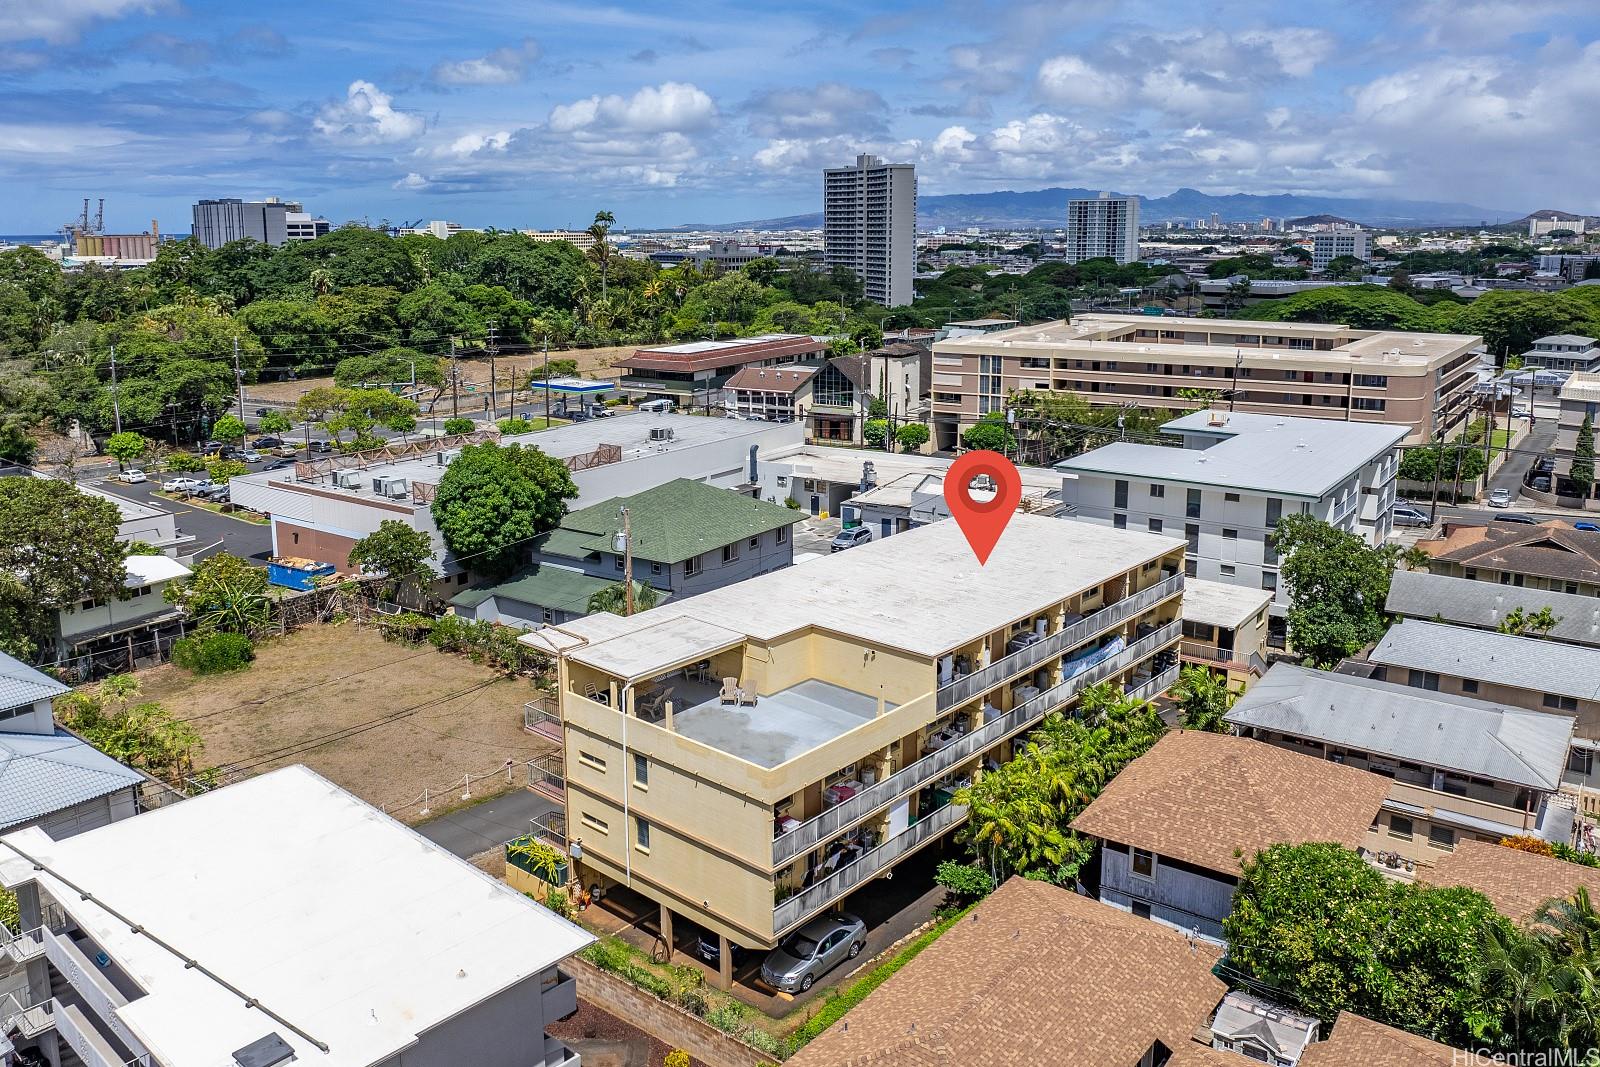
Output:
122,554,190,588
644,333,809,354
0,766,592,1067
555,514,1182,674
1058,412,1408,499
1181,579,1273,630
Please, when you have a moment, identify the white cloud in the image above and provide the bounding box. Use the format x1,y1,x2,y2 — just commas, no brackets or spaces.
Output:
314,80,425,144
393,172,429,190
744,82,886,137
930,125,977,162
1035,54,1128,107
549,82,716,134
1,0,166,44
431,38,541,86
435,129,511,157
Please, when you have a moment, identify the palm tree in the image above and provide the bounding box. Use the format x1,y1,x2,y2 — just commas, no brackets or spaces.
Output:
587,210,615,300
587,580,658,617
1171,665,1235,732
1477,922,1558,1051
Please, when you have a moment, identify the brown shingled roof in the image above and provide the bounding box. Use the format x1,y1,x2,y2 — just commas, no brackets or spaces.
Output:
1421,839,1600,923
1421,520,1600,586
724,364,817,393
616,334,828,373
786,877,1225,1067
1299,1012,1460,1066
1070,731,1391,876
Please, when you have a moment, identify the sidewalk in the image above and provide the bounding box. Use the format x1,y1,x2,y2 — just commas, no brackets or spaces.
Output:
415,787,559,859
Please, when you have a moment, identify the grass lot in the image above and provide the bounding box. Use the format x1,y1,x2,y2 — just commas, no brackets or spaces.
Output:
137,622,554,820
247,346,632,405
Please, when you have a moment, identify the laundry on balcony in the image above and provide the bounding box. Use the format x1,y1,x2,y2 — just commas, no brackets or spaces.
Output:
1063,635,1126,680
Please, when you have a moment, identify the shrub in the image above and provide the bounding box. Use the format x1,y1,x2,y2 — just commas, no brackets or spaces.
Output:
664,1052,690,1067
497,417,534,434
934,860,993,907
171,632,255,674
163,451,205,472
1501,834,1600,868
704,1000,751,1034
442,417,476,435
784,497,801,509
540,888,573,920
417,615,550,675
378,611,436,644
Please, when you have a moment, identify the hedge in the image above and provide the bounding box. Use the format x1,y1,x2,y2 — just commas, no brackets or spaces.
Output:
171,632,255,674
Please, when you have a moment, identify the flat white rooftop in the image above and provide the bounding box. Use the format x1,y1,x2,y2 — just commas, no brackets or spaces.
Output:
0,765,592,1067
1181,578,1273,631
556,513,1182,675
1057,411,1408,499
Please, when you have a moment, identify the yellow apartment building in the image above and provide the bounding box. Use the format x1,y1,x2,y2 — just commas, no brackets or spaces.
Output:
523,514,1185,985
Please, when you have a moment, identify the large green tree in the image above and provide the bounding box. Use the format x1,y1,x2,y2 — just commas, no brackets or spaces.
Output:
1272,513,1400,666
0,478,127,659
430,442,578,579
348,519,437,600
164,552,271,635
586,580,659,617
1170,664,1235,731
1573,415,1595,495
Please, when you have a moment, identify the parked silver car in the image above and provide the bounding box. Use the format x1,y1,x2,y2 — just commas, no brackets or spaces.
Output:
1488,487,1514,508
760,912,865,992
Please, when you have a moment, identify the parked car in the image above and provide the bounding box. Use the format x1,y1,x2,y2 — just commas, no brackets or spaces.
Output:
116,469,147,484
1488,487,1514,508
252,436,284,449
264,459,295,471
307,440,333,454
695,931,750,971
239,449,263,463
1536,457,1557,474
254,407,270,417
1575,522,1600,533
196,484,230,502
830,527,873,552
1513,403,1532,419
761,913,866,993
1391,504,1431,528
160,476,203,493
200,439,224,453
1494,513,1539,525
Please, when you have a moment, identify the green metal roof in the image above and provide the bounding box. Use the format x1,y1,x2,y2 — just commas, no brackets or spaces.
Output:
449,564,625,616
554,479,801,566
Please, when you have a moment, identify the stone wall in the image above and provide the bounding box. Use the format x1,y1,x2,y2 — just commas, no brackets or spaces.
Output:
566,958,775,1067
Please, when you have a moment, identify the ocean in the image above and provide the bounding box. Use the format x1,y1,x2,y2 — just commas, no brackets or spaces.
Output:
0,235,66,246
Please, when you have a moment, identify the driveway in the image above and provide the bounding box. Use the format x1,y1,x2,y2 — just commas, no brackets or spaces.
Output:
415,787,560,859
1488,418,1554,499
92,474,275,564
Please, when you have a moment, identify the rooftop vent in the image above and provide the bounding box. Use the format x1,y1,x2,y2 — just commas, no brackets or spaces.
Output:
649,426,675,442
335,470,363,489
233,1033,295,1067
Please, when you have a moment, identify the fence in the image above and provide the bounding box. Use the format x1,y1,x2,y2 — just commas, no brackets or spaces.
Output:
377,758,536,821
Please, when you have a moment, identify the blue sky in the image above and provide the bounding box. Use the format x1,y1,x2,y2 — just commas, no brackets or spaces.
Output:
2,0,1598,232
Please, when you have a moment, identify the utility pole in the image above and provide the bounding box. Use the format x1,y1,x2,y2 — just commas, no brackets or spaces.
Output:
615,506,634,616
109,345,122,433
450,337,460,418
232,337,244,420
542,335,551,422
487,321,499,421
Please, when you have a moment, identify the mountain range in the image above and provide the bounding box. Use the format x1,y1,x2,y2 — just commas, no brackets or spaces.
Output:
684,186,1530,231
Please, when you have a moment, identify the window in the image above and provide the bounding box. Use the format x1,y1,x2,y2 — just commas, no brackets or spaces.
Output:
1353,398,1388,412
749,536,760,551
542,608,554,624
1265,498,1282,528
776,526,788,544
1409,670,1440,692
1113,514,1127,530
722,544,739,564
1114,480,1129,509
633,753,649,788
1149,483,1165,499
614,554,625,571
635,817,651,851
580,813,610,834
650,561,662,575
578,750,607,772
1570,747,1594,775
1222,528,1237,540
1261,571,1277,592
1388,815,1413,840
1131,847,1155,878
1224,492,1241,503
1186,488,1202,518
684,555,702,577
1428,825,1455,852
1462,679,1479,694
1148,518,1163,534
1546,693,1580,711
1220,564,1236,577
1185,523,1199,552
1185,558,1197,578
1355,373,1389,388
1263,533,1278,566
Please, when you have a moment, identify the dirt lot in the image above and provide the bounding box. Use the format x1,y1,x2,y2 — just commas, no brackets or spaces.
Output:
247,345,634,404
136,622,555,821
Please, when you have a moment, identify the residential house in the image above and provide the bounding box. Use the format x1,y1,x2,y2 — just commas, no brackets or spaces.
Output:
1179,579,1272,691
931,313,1482,451
1528,334,1600,374
522,515,1185,982
785,876,1227,1067
1058,410,1407,642
722,364,817,423
843,460,1064,540
1208,992,1319,1067
613,334,830,410
1226,664,1576,875
1298,1013,1461,1067
452,478,800,629
1071,730,1391,942
1385,569,1600,649
229,412,803,575
50,554,191,673
1423,839,1600,923
0,653,145,841
1418,520,1600,597
0,765,592,1067
1557,371,1600,496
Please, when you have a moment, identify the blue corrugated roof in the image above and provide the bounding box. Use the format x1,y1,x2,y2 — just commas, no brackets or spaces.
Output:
0,652,69,712
0,730,145,829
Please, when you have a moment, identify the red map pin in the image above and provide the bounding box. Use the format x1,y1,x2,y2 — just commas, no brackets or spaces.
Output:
944,450,1022,565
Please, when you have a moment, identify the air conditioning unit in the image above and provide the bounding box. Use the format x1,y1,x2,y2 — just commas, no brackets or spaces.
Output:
335,470,363,489
648,426,675,442
436,448,462,466
384,478,410,499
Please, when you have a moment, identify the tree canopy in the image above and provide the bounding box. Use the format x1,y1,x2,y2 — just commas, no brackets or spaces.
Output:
1272,513,1400,666
430,442,578,579
348,519,437,600
0,477,127,660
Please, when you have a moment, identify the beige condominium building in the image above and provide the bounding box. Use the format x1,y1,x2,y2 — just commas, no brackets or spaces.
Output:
929,313,1482,450
523,514,1185,982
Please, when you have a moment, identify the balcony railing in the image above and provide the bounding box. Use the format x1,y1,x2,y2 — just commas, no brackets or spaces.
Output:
1127,664,1181,703
936,572,1183,711
1179,641,1269,677
775,799,969,935
771,619,1182,867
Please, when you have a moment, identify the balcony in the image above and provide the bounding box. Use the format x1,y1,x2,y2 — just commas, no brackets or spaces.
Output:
542,968,578,1022
936,572,1183,711
1180,640,1268,678
771,620,1182,867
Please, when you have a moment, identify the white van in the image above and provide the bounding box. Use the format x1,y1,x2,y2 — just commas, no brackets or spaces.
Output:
637,399,674,413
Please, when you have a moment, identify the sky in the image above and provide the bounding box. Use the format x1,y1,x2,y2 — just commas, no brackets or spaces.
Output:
1,0,1598,233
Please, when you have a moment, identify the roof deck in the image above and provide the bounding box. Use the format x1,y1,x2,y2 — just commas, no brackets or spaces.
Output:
672,679,894,768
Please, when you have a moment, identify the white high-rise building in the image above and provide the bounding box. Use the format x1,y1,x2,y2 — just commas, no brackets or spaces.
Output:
1312,229,1370,270
1065,192,1140,264
823,153,917,307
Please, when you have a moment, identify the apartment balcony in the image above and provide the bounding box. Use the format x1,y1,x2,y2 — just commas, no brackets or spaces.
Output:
1180,640,1268,678
542,967,578,1023
936,572,1183,710
771,621,1182,868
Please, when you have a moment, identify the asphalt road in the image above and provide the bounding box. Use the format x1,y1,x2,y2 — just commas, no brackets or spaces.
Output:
90,472,275,564
415,788,559,859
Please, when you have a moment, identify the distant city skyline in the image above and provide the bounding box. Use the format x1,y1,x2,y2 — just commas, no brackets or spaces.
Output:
1,0,1597,233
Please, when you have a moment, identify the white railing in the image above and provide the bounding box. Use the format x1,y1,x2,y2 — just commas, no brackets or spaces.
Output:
770,620,1182,867
935,572,1183,711
774,800,969,935
1127,664,1181,703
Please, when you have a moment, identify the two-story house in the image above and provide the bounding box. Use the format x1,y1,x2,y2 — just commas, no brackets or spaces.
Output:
1058,410,1407,645
51,554,191,674
1528,334,1600,374
0,765,592,1067
452,478,801,629
522,514,1186,986
1386,569,1600,650
1226,664,1576,876
1071,729,1390,942
1418,520,1600,596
